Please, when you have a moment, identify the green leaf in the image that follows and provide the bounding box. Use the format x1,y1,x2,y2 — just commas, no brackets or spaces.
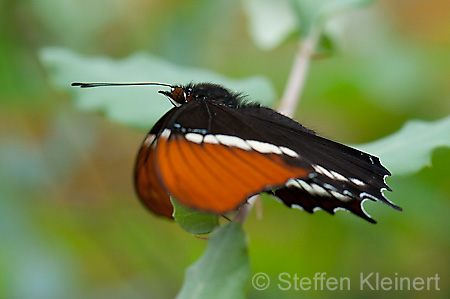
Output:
242,0,298,50
39,47,276,130
293,0,375,33
176,222,251,299
243,0,374,50
356,115,450,176
320,0,375,17
171,198,219,235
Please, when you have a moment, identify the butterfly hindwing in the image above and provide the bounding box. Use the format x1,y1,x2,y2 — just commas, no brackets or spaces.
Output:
233,105,399,222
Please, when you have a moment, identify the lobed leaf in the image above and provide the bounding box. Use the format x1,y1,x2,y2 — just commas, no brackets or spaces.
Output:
39,47,276,130
356,115,450,176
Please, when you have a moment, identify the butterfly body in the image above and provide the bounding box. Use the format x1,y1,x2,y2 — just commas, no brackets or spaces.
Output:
132,82,401,223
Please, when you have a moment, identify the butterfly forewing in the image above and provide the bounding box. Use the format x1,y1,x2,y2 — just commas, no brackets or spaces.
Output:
135,133,173,218
134,108,179,218
148,101,311,214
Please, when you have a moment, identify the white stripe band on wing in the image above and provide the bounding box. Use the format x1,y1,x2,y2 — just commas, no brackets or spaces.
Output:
310,183,331,197
297,180,313,194
330,191,352,202
330,170,348,182
247,140,282,154
185,133,204,144
313,165,335,180
279,146,299,158
203,134,219,144
215,134,252,150
350,178,365,186
286,179,301,188
143,134,156,146
161,129,171,139
200,134,299,158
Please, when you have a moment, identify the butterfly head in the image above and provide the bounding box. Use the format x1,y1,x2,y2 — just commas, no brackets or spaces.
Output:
159,86,193,107
160,83,241,108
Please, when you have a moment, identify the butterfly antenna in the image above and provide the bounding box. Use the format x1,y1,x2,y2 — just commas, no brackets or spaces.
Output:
71,82,173,88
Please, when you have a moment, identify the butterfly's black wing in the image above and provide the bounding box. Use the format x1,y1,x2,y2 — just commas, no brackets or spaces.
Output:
233,105,400,223
135,86,400,223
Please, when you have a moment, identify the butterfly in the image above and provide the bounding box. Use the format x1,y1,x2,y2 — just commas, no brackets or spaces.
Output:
72,82,401,223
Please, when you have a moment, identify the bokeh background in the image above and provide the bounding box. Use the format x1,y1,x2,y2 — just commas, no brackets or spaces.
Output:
1,0,449,298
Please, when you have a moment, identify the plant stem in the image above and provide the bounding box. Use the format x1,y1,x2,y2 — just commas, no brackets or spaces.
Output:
233,27,320,224
278,26,320,117
234,195,259,224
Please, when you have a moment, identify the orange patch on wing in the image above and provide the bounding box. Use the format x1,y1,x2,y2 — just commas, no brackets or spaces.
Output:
155,136,310,214
134,138,173,219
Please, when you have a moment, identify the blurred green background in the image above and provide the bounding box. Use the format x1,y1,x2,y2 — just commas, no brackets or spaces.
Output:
1,0,449,298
